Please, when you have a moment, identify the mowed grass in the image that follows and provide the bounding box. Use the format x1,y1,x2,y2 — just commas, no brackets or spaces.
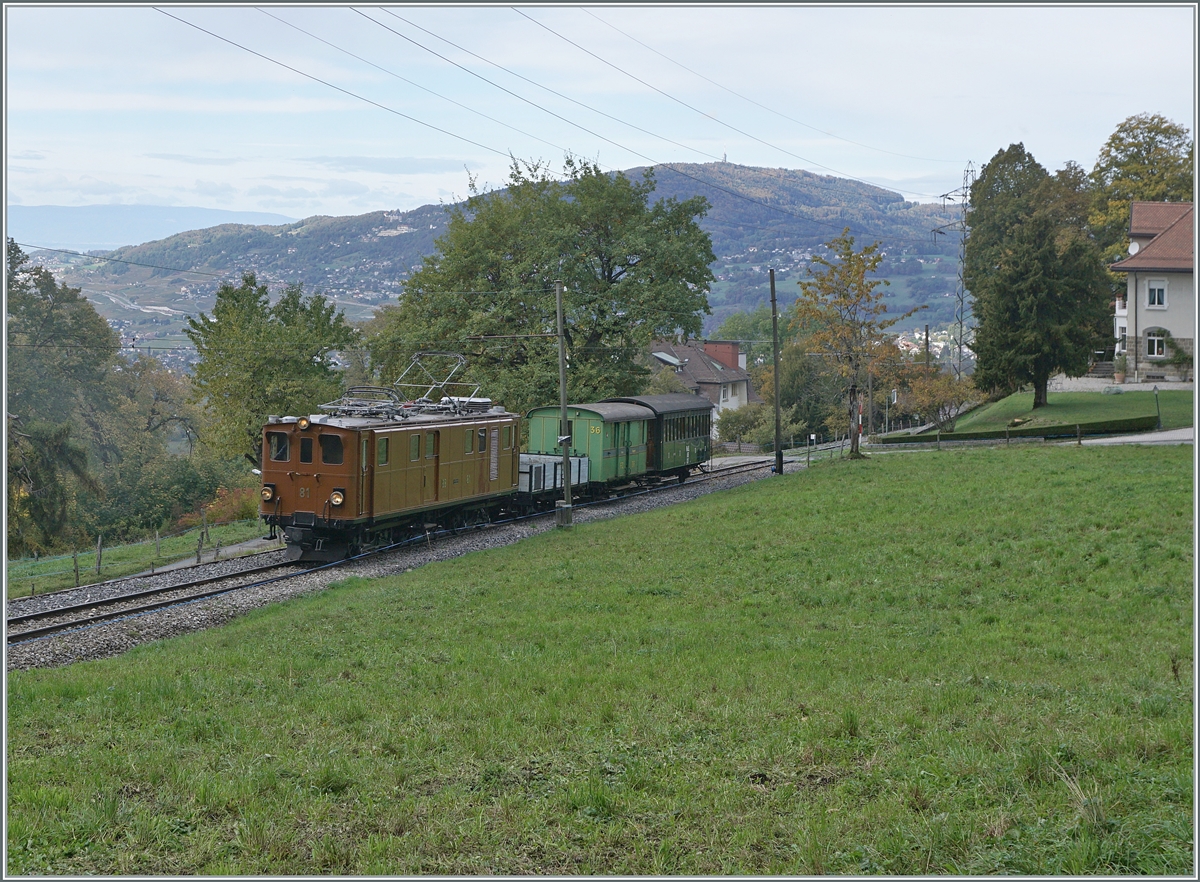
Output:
5,519,271,600
6,445,1193,875
953,390,1193,434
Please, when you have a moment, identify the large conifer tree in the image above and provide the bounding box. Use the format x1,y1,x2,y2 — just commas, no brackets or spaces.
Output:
965,145,1109,408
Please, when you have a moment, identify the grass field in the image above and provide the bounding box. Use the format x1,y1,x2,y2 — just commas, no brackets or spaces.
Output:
953,390,1193,434
6,445,1193,875
5,519,269,600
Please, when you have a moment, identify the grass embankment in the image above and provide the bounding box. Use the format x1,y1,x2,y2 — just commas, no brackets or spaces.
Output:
953,390,1193,434
7,446,1193,875
5,520,271,600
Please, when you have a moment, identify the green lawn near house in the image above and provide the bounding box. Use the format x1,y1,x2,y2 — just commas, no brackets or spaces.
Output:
6,445,1193,875
952,390,1193,434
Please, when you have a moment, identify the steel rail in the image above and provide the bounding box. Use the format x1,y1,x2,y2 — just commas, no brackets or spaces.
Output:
6,562,305,644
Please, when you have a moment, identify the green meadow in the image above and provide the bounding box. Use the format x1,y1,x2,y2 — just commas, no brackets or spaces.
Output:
952,390,1193,434
6,445,1193,875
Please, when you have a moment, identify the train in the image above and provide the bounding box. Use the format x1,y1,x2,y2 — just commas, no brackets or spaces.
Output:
258,354,713,561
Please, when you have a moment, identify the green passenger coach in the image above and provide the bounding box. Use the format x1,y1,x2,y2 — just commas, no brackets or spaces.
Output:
604,394,712,477
525,401,656,485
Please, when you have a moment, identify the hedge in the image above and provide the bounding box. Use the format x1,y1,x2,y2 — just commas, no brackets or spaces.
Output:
879,414,1159,444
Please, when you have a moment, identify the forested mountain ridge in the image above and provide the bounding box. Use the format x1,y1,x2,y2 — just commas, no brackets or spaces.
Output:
37,162,963,345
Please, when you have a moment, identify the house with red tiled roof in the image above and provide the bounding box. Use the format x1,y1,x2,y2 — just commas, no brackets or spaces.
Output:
1110,202,1194,381
648,340,762,434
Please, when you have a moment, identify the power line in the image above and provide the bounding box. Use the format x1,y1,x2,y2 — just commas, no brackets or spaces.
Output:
354,8,719,166
369,8,721,164
513,7,946,199
255,7,568,158
156,7,948,250
361,11,945,248
580,8,965,167
14,244,227,277
154,8,512,161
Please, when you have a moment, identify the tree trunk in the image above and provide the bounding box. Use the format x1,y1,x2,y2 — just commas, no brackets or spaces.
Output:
848,383,860,455
1032,371,1049,408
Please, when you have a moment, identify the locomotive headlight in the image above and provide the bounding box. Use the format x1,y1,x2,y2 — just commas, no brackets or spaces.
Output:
329,489,345,507
260,484,276,502
297,417,311,430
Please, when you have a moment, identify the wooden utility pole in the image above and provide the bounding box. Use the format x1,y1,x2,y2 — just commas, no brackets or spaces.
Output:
769,269,783,475
555,280,573,528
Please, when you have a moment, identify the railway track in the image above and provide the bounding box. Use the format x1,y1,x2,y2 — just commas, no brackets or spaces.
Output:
7,456,784,663
6,561,308,646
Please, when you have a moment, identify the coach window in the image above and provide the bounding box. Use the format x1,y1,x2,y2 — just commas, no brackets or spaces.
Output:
478,428,487,452
377,437,389,466
465,428,474,454
409,434,421,462
319,434,344,465
300,437,313,464
267,431,289,462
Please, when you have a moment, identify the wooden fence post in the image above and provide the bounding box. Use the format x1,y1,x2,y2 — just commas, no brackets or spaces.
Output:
95,535,102,576
74,549,80,587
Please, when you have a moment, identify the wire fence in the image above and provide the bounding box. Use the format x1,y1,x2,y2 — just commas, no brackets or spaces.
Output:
6,517,282,596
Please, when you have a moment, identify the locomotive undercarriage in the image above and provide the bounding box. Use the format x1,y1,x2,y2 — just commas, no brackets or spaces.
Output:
271,468,693,562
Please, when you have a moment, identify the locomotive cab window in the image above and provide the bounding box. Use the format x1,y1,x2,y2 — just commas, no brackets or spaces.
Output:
410,434,421,462
300,437,313,463
267,431,289,462
319,434,344,465
502,425,512,449
465,429,474,454
478,428,487,452
377,437,389,466
426,432,438,459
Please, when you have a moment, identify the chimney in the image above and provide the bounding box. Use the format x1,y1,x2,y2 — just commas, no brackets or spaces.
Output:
704,340,741,371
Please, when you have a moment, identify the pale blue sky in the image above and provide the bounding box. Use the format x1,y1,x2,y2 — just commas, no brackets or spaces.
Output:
5,4,1196,217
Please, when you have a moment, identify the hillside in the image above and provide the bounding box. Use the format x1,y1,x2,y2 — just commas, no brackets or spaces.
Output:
32,163,964,358
6,446,1193,874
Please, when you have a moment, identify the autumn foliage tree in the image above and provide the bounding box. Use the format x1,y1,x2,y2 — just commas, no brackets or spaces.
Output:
1090,113,1194,269
792,229,919,455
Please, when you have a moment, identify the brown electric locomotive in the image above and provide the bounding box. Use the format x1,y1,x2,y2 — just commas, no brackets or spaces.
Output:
259,357,521,561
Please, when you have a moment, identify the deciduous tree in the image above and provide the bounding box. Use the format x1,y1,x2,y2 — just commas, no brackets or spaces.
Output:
792,229,919,455
364,157,714,416
187,273,359,465
1090,113,1194,266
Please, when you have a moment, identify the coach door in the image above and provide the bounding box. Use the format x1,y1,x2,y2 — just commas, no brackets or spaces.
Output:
422,430,440,503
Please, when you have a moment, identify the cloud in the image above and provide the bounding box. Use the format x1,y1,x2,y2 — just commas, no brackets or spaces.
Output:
192,179,238,199
146,153,240,166
11,150,45,160
304,155,470,175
